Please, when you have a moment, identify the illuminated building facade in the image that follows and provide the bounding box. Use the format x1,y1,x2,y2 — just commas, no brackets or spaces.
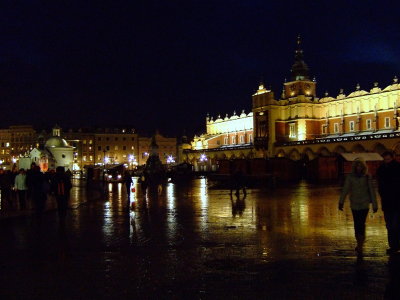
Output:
186,36,400,171
253,36,400,159
138,132,177,165
64,128,138,169
0,125,37,168
191,110,253,150
185,111,254,171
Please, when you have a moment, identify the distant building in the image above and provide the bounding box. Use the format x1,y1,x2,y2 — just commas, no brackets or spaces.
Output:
138,132,177,165
30,126,74,171
0,125,37,169
186,111,254,171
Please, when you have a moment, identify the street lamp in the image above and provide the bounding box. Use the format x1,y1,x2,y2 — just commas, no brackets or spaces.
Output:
200,154,207,162
166,155,175,164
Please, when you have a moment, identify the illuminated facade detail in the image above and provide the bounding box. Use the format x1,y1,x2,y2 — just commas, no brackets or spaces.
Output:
289,123,296,138
191,110,253,151
138,132,177,165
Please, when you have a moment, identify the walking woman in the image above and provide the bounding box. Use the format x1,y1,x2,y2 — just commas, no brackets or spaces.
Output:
339,159,378,256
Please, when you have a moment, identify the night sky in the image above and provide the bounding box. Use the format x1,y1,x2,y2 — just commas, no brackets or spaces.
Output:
1,1,400,137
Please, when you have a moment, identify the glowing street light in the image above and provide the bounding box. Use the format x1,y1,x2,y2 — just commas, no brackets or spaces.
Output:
128,154,137,169
200,154,207,162
166,155,175,164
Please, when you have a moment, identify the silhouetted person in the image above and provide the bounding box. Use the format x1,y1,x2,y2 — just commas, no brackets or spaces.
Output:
339,159,378,257
123,171,133,197
376,151,400,255
51,166,72,232
0,170,13,210
139,171,148,196
65,169,72,179
25,162,37,205
230,167,247,196
14,169,28,210
30,166,48,228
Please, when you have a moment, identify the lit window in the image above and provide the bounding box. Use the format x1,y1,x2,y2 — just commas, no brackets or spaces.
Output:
366,119,372,130
385,117,390,128
232,136,236,144
83,156,87,161
334,123,339,133
322,125,327,134
224,137,228,145
89,156,93,161
98,155,101,160
248,134,253,143
289,123,296,138
349,121,355,132
239,135,244,143
83,140,87,144
115,145,118,150
89,140,93,144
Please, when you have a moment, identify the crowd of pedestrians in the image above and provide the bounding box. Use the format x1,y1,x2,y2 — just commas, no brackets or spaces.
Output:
0,163,72,228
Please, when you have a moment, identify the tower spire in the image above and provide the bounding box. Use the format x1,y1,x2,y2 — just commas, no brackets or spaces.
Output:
290,34,310,81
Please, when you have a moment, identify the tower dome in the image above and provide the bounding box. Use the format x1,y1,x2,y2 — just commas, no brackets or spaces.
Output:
45,136,70,148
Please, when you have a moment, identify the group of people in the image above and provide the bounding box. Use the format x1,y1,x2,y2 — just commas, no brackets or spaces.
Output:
339,151,400,257
0,163,72,226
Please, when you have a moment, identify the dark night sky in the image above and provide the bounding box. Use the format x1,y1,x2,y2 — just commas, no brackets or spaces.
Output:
1,0,400,137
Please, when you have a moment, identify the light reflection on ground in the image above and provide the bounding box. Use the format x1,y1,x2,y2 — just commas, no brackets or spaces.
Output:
0,178,394,298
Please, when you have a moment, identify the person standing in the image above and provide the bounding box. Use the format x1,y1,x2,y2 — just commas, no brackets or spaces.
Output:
339,159,378,257
51,166,72,230
123,171,133,197
0,170,14,209
230,166,247,196
376,151,400,254
139,171,148,196
30,166,48,227
14,169,28,210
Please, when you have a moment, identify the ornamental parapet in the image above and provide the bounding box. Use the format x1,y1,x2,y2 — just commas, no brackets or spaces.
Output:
275,131,400,147
185,143,253,153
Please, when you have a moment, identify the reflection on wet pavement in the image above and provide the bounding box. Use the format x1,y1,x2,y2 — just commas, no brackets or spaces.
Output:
0,178,396,298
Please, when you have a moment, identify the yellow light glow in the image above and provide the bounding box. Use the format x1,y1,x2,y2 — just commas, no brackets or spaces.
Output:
297,120,306,140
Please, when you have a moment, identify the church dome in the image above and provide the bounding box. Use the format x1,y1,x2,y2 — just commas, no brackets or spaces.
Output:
45,136,70,148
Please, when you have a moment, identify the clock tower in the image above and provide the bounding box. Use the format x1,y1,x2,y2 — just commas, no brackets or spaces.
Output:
282,36,316,100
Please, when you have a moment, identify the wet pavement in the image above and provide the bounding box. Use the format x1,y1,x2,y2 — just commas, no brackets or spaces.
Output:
0,178,399,299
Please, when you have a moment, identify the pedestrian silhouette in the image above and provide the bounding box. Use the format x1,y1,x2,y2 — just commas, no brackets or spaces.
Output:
14,169,28,210
230,166,247,196
376,151,400,255
51,166,72,234
339,159,377,257
123,171,133,197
